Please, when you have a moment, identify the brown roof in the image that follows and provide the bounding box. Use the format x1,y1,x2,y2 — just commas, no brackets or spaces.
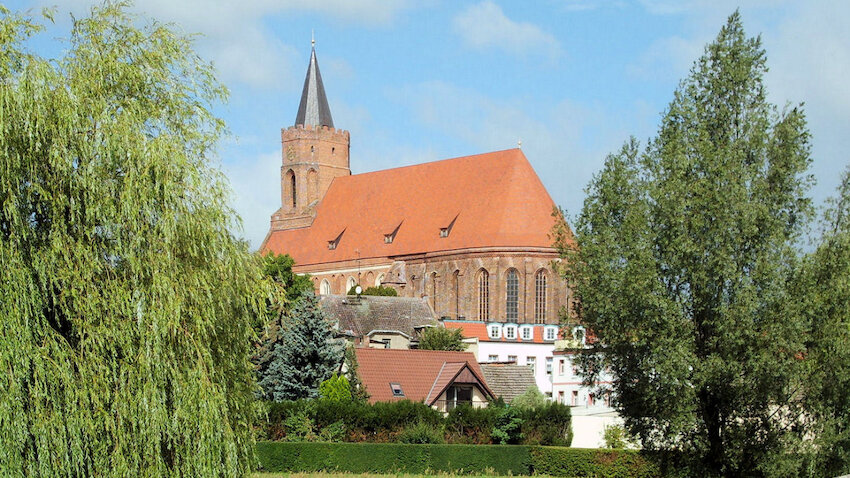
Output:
480,363,538,403
354,348,494,404
319,295,438,339
263,149,566,265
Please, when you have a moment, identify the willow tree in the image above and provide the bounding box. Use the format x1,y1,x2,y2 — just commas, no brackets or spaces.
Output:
0,4,264,476
560,12,813,477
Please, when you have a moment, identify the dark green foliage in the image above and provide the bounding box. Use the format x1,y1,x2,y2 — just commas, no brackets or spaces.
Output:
418,327,466,351
318,373,351,402
445,404,499,444
256,442,533,475
398,422,445,444
603,424,635,449
522,402,574,446
794,169,850,477
256,442,660,477
262,252,314,304
558,12,813,477
0,4,263,476
347,285,398,296
529,447,660,478
257,292,344,401
491,407,524,445
342,343,370,401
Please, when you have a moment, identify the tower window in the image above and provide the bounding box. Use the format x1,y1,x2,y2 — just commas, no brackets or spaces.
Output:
290,173,297,208
332,147,335,155
506,269,518,320
310,145,315,153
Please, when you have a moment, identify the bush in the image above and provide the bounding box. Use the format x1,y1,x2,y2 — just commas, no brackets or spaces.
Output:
347,285,398,296
511,386,547,409
603,424,634,449
398,422,445,444
492,407,524,445
444,404,499,444
319,373,352,401
523,402,573,446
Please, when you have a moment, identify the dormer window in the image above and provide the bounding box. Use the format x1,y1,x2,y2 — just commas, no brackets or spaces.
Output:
328,229,345,251
487,324,501,339
328,241,336,250
545,327,558,341
390,382,404,397
384,234,393,244
521,326,533,341
504,325,517,340
440,228,448,238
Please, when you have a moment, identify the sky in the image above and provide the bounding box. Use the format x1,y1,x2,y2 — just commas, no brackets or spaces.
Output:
11,0,850,249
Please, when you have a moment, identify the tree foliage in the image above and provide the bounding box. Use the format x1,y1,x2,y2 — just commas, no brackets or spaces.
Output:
319,373,352,402
263,252,314,304
347,285,398,296
257,291,345,401
0,3,264,476
342,344,370,402
794,169,850,476
510,386,547,410
418,327,466,351
559,12,813,477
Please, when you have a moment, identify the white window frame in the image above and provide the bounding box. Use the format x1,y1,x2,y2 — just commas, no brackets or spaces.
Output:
527,356,536,373
488,354,499,362
546,357,553,374
487,324,501,339
545,326,557,341
504,324,517,339
520,326,533,341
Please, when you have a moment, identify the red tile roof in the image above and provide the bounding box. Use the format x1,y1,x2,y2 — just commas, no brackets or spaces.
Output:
263,149,568,265
354,348,493,404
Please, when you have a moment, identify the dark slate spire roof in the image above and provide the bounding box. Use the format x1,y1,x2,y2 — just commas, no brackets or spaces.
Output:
295,45,334,128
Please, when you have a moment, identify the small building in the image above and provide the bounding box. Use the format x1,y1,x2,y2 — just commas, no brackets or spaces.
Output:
479,362,538,403
354,348,494,412
443,320,561,397
320,295,438,349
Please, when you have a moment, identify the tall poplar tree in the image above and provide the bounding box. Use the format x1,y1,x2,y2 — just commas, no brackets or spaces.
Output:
559,12,813,477
0,4,264,476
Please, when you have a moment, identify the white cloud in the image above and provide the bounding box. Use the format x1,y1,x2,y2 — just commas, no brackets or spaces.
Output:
453,1,562,59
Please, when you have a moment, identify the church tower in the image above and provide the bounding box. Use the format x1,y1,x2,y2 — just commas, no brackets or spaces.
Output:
270,41,350,231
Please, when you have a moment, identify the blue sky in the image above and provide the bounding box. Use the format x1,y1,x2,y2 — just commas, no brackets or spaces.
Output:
12,1,850,249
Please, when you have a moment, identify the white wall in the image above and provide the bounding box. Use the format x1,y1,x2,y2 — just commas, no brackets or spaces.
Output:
474,341,556,396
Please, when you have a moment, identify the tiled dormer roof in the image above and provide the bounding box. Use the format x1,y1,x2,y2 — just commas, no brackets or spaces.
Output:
263,149,570,265
354,348,494,404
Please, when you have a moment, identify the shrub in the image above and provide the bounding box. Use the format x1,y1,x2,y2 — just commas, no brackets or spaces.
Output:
282,411,317,442
319,373,352,401
529,447,660,478
444,404,498,444
511,385,547,409
603,424,634,449
398,422,445,444
347,285,398,296
492,407,524,445
522,402,573,446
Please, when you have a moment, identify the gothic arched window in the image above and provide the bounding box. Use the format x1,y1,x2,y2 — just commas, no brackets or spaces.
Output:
535,270,547,323
506,269,519,321
320,279,330,295
478,269,490,321
289,172,296,208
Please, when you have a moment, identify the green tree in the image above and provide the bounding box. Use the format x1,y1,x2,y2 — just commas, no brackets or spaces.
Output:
347,284,398,296
319,373,352,402
0,4,263,476
257,291,344,401
559,12,812,477
418,327,466,351
263,252,314,304
342,343,370,401
795,170,850,476
510,386,546,410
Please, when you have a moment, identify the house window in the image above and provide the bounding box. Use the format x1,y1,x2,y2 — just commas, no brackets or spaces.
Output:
527,356,536,373
478,269,490,321
545,327,557,341
440,227,449,238
572,364,579,376
558,391,565,404
327,240,337,250
506,269,518,320
384,234,393,244
504,325,516,339
588,393,595,407
604,392,611,408
571,390,578,406
546,357,553,375
507,355,517,364
390,382,404,397
521,327,532,340
320,279,331,295
446,385,473,411
535,270,547,323
558,359,565,376
488,354,499,362
487,324,500,339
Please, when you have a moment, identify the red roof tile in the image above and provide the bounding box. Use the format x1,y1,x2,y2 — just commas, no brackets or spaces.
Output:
444,321,553,344
354,348,493,404
263,149,568,265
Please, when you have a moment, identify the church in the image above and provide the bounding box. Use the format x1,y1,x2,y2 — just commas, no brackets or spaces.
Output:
260,45,574,327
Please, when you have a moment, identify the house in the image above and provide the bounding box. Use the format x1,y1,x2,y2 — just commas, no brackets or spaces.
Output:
442,319,561,397
260,44,577,328
354,348,494,412
320,294,438,349
479,362,538,403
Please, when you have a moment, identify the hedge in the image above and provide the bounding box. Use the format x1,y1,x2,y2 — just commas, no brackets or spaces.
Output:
256,442,532,475
256,442,662,477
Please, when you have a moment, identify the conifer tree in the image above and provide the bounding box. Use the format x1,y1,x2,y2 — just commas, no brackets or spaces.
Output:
559,12,813,476
257,291,344,401
0,4,264,476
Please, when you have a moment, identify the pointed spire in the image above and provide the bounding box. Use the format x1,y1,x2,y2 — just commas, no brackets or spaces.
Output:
295,40,334,128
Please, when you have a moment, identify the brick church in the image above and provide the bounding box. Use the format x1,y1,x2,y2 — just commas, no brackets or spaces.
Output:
260,45,574,326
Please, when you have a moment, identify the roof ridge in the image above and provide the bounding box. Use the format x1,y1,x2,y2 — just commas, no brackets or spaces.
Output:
340,148,523,180
425,362,448,404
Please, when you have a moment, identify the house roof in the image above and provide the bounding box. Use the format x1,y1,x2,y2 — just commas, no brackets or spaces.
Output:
319,295,438,339
354,348,494,404
295,46,334,128
480,363,538,403
263,149,569,266
443,320,557,344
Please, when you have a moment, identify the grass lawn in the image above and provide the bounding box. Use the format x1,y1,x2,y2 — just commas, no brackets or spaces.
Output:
254,473,546,477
